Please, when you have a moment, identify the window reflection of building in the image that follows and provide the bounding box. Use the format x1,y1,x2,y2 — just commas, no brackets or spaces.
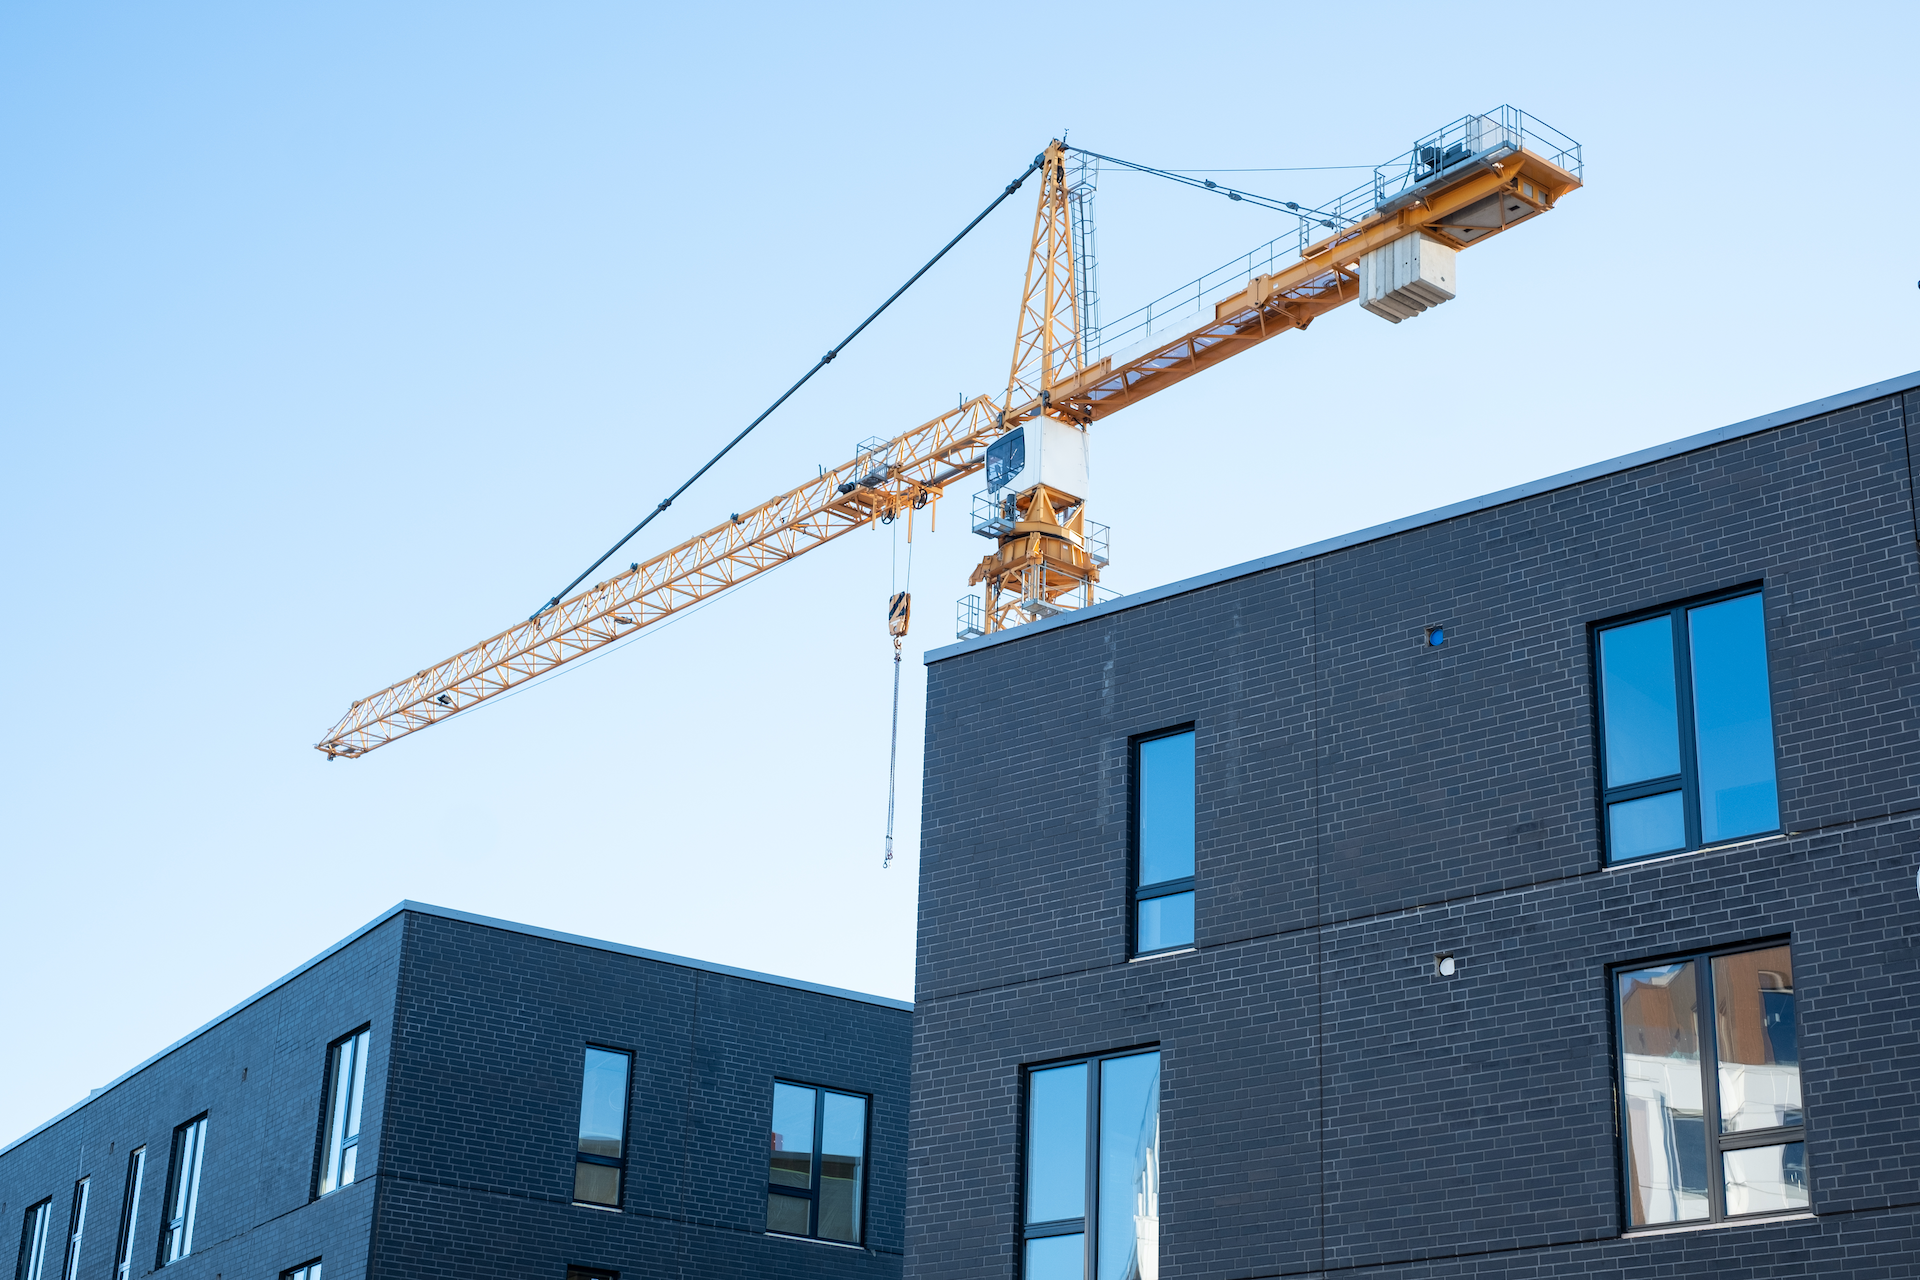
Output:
1616,944,1805,1228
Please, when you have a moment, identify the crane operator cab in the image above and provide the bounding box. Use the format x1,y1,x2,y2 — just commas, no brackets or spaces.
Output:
963,417,1107,637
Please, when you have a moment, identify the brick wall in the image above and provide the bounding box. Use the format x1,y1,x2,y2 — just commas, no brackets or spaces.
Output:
909,389,1920,1277
0,913,403,1280
370,912,910,1280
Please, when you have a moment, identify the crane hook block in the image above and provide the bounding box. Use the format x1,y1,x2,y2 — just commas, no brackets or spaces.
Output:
888,591,911,638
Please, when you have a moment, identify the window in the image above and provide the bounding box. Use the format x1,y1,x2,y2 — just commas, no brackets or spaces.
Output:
1595,589,1780,861
111,1148,145,1280
1616,942,1805,1227
156,1115,206,1266
1132,729,1195,955
1023,1049,1161,1280
318,1027,371,1196
281,1261,322,1280
766,1081,868,1243
573,1046,631,1208
14,1199,52,1280
565,1269,618,1280
57,1179,86,1280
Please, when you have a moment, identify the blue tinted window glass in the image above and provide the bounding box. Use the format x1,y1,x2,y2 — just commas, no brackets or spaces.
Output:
578,1048,629,1158
1097,1052,1160,1280
1136,893,1193,953
1608,791,1686,859
1026,1064,1087,1224
1138,733,1194,886
1024,1234,1084,1280
1688,594,1779,842
1600,616,1681,786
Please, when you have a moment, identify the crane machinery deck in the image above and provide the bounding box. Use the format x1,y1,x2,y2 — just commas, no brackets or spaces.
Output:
317,106,1582,760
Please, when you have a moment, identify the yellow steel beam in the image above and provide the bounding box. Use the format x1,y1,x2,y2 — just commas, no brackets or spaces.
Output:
317,143,1578,758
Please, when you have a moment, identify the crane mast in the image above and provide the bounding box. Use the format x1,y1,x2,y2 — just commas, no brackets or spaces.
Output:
318,108,1582,759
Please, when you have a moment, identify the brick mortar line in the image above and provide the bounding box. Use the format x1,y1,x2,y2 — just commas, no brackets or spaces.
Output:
370,1168,903,1256
919,803,1920,1008
1222,1197,1920,1279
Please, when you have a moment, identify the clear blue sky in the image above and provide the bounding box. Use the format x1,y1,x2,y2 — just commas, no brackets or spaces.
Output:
4,1,1916,1146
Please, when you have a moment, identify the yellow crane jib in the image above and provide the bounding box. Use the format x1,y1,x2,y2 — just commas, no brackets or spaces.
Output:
316,107,1580,758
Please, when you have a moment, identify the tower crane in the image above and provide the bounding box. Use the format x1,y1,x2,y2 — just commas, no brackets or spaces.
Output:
316,107,1582,760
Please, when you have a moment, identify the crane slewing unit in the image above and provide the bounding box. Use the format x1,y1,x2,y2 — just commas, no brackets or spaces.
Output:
317,106,1581,759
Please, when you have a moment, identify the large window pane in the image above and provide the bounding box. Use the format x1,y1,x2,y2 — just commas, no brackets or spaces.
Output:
1026,1064,1088,1224
769,1082,816,1189
1607,791,1686,861
818,1092,867,1242
766,1191,809,1235
160,1116,207,1265
577,1048,630,1159
1600,616,1681,786
1025,1233,1085,1280
1136,893,1194,954
319,1029,371,1196
17,1200,52,1280
572,1162,619,1206
113,1148,146,1280
1723,1143,1808,1215
1689,595,1780,842
1617,962,1708,1226
1137,733,1195,886
1712,947,1800,1132
1097,1052,1160,1280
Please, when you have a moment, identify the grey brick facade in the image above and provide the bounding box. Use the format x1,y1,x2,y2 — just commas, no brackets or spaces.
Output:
910,372,1920,1277
1,904,910,1280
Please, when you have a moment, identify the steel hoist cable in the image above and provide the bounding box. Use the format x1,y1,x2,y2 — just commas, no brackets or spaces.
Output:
531,152,1048,620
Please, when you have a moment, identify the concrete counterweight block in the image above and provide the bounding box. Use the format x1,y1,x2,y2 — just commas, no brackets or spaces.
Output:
1359,233,1457,323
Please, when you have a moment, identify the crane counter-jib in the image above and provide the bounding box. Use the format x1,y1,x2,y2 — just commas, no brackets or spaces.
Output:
316,108,1581,758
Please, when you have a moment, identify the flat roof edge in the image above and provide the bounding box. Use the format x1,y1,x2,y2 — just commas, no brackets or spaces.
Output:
2,902,910,1157
402,902,915,1012
926,368,1920,665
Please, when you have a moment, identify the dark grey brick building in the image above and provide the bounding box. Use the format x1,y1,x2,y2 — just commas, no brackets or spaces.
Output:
1,903,909,1280
910,371,1920,1278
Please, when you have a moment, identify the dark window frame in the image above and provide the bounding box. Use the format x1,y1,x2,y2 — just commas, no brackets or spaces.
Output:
279,1258,323,1280
58,1176,87,1280
1592,584,1780,864
1019,1045,1162,1279
111,1146,145,1280
15,1197,53,1280
1129,724,1197,957
765,1078,872,1245
1611,937,1806,1229
572,1043,634,1210
313,1024,373,1200
564,1268,619,1280
155,1114,207,1268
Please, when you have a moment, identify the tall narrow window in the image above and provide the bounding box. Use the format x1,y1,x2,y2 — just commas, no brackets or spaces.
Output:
112,1147,145,1280
1133,729,1195,955
1596,589,1779,861
1023,1049,1161,1280
1616,942,1804,1227
318,1027,371,1196
57,1179,86,1280
766,1081,868,1244
573,1046,631,1209
14,1199,52,1280
156,1115,207,1266
281,1259,322,1280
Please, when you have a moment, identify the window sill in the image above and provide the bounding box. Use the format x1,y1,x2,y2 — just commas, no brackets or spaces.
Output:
765,1232,866,1251
1129,947,1196,963
1623,1211,1814,1239
1604,831,1788,872
571,1202,622,1213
